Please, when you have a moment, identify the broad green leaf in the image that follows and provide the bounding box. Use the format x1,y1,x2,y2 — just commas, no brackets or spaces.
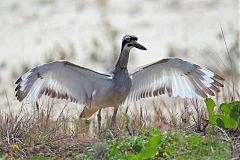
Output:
133,144,142,153
209,115,233,128
220,101,240,129
216,118,225,128
137,147,158,159
205,98,216,116
230,105,240,122
220,103,232,114
126,154,138,160
220,101,240,114
145,135,161,148
145,128,161,136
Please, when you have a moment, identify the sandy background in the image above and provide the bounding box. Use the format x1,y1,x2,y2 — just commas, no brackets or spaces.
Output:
0,0,239,114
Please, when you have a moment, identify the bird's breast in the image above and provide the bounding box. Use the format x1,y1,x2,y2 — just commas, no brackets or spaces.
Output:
92,73,132,107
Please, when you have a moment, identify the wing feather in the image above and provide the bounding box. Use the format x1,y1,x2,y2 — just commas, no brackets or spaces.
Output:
127,58,224,102
15,60,111,104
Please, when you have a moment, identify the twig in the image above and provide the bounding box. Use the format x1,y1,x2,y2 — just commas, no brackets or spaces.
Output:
219,23,235,100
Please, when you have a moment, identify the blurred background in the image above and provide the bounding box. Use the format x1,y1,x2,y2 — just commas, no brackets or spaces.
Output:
0,0,239,113
0,1,239,158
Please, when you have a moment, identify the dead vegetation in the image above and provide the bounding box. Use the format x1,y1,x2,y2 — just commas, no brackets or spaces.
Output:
0,80,239,159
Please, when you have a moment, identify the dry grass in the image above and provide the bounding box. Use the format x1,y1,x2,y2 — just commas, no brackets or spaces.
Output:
0,80,239,159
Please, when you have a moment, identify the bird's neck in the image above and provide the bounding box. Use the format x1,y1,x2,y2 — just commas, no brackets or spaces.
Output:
115,47,130,70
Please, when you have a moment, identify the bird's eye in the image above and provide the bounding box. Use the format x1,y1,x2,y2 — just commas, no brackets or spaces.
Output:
125,37,131,42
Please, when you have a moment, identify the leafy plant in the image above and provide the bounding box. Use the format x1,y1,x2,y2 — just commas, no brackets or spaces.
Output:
0,155,7,160
205,98,240,130
88,128,231,159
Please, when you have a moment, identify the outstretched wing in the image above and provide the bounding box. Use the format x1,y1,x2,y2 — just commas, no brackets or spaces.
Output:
15,60,111,105
127,58,224,102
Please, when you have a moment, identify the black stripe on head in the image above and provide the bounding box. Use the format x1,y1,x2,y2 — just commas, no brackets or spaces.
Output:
121,35,138,51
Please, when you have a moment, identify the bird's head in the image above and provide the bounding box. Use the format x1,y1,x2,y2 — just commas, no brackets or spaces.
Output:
121,35,147,52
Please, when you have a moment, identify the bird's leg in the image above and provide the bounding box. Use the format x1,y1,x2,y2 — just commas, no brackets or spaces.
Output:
97,109,102,137
111,106,119,129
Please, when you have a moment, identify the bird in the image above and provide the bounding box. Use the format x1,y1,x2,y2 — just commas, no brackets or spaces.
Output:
15,35,224,132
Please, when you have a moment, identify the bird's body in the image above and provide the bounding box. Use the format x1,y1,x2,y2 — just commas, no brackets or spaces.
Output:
15,60,132,118
15,35,224,125
88,68,132,110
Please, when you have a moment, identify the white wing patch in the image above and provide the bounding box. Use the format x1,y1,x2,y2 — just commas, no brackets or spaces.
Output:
127,58,224,103
26,77,45,101
15,61,111,105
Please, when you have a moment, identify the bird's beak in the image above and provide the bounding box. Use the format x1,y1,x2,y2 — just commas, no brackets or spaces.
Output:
134,42,147,50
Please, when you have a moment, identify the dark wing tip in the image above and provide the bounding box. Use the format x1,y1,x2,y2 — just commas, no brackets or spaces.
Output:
15,77,22,84
212,80,224,87
213,74,225,81
15,91,22,102
15,84,21,91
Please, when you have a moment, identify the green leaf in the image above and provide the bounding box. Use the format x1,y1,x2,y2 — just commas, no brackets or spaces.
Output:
145,135,161,148
133,144,142,153
126,154,138,160
220,101,240,114
220,103,231,114
220,101,240,129
216,118,225,128
205,98,216,116
132,135,162,159
209,115,233,129
230,105,240,122
137,147,159,159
